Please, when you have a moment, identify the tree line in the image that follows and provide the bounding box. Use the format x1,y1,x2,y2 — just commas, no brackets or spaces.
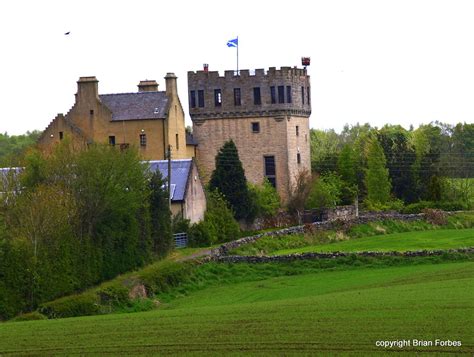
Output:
0,141,172,320
306,122,473,211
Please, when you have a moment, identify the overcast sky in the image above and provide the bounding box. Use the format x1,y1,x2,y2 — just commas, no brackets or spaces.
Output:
1,0,473,135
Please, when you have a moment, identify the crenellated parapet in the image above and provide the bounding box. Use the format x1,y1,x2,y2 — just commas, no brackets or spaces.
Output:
187,66,311,121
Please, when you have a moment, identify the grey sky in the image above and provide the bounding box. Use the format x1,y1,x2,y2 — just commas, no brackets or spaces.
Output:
1,0,473,135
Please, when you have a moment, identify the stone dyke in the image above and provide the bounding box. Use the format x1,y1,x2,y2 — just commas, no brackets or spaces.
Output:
208,248,474,264
209,212,426,258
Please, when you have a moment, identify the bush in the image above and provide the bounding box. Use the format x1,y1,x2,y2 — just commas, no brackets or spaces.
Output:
188,190,240,247
139,260,195,295
97,284,130,307
401,201,434,214
364,198,404,212
248,179,280,218
423,209,448,226
39,293,100,319
10,311,47,322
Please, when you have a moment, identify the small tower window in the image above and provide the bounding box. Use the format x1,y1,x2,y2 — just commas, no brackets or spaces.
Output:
139,134,147,147
198,90,205,107
307,86,311,105
252,122,260,133
109,136,116,146
176,133,179,150
264,156,276,188
278,86,285,103
214,89,222,107
296,126,299,136
270,86,276,104
286,86,292,103
253,87,261,105
190,90,196,108
59,131,64,140
297,153,301,164
301,86,305,105
234,88,241,106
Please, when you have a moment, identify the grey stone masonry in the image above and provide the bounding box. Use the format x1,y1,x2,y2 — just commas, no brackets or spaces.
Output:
188,67,311,121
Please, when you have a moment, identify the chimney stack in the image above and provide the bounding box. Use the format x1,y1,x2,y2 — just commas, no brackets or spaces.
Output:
138,80,159,92
165,73,178,98
76,76,99,103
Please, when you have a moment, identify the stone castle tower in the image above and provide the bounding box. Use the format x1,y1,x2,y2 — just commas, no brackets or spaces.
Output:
188,66,311,201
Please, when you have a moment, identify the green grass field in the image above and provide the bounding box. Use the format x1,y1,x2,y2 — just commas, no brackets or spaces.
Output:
272,228,474,255
0,261,472,355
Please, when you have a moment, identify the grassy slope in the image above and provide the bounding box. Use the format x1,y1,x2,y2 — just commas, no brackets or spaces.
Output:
273,228,474,255
0,262,472,355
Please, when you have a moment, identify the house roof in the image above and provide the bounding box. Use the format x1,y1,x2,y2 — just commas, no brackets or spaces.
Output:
99,91,169,121
147,159,192,202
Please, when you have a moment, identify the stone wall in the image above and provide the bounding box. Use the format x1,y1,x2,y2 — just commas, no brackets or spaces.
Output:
209,248,474,263
208,212,426,257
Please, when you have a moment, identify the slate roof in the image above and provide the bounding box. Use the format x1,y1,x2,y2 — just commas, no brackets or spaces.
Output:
99,91,169,121
186,131,198,146
147,159,192,202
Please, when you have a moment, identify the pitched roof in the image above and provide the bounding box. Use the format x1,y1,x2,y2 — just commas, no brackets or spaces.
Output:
147,159,192,202
186,131,198,146
99,91,169,121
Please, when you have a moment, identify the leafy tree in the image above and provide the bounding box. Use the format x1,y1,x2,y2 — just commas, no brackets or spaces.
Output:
209,140,254,221
0,130,42,166
305,173,343,210
149,170,172,258
248,179,280,218
287,169,313,222
365,138,391,205
188,190,240,247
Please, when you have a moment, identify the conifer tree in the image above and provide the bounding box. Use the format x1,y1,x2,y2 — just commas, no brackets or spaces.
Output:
209,140,254,221
365,138,391,204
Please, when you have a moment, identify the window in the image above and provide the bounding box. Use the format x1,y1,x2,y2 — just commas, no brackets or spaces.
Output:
297,153,301,164
270,86,276,104
253,87,261,105
252,122,260,133
307,86,311,105
264,156,276,188
90,109,94,115
109,135,116,146
139,134,146,147
190,90,196,108
286,86,292,103
234,88,241,106
176,133,179,150
301,86,305,105
214,89,222,107
59,131,63,140
296,126,299,136
278,86,285,103
198,90,204,107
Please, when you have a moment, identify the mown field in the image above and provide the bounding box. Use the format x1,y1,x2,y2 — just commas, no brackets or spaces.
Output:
0,261,472,355
273,228,474,255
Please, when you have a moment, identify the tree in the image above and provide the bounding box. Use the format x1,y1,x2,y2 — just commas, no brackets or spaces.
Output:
365,138,391,205
305,173,343,210
149,171,172,257
248,179,280,218
209,140,254,221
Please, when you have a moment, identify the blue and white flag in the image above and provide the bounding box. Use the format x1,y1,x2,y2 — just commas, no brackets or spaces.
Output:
227,38,238,47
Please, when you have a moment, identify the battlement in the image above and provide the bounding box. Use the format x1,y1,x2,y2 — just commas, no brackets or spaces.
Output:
187,66,311,120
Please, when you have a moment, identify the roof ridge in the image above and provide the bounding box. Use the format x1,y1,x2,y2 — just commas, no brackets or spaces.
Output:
100,91,165,97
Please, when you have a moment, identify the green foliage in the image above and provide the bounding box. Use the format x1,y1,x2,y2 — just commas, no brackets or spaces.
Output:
188,190,240,247
0,131,41,166
305,173,342,209
39,293,100,319
139,260,195,295
97,285,130,307
365,137,391,204
10,311,47,322
0,141,173,320
248,179,280,218
209,140,254,221
149,170,172,258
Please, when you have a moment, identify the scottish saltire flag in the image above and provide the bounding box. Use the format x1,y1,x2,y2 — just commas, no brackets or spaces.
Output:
227,38,238,47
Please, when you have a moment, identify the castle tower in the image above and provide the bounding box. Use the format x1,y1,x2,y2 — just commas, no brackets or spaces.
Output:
188,66,311,202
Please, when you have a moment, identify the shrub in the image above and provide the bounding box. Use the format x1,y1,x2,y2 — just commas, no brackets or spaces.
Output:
248,179,280,218
39,293,100,319
10,311,47,322
139,260,195,295
423,209,448,226
97,284,130,307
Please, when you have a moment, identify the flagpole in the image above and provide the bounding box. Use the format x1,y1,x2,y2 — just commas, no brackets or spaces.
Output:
236,36,239,75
